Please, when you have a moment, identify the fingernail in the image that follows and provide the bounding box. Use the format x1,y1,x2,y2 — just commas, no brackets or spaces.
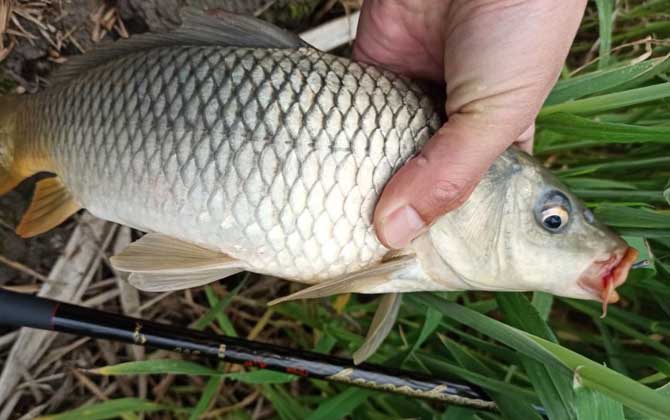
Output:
380,205,426,249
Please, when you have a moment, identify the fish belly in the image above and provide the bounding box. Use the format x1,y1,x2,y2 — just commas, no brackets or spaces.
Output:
25,46,440,282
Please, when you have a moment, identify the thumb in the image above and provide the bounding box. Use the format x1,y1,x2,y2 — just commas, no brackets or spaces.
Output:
373,114,520,249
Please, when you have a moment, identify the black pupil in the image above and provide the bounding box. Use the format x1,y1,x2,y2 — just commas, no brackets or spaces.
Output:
544,215,563,229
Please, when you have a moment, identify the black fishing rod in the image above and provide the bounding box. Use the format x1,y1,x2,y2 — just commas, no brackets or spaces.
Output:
0,288,496,411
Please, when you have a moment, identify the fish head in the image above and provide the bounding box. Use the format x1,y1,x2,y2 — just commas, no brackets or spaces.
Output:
412,148,637,309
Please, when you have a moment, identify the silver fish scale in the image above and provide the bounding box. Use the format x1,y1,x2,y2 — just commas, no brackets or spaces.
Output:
26,46,441,282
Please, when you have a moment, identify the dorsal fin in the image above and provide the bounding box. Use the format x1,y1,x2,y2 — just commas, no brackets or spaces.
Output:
50,7,308,85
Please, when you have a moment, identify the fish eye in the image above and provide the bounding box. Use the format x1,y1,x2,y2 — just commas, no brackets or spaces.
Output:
541,207,569,232
535,190,572,233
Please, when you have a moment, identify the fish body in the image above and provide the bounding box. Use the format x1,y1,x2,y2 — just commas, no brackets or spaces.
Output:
0,10,635,310
16,45,439,282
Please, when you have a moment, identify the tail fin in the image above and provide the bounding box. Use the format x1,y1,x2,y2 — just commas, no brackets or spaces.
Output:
0,95,20,195
0,95,81,237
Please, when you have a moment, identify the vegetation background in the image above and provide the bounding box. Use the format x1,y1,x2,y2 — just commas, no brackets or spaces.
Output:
0,0,669,419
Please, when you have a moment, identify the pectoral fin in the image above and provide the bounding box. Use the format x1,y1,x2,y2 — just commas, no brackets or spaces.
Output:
110,233,245,292
16,177,81,238
267,256,416,306
353,293,401,365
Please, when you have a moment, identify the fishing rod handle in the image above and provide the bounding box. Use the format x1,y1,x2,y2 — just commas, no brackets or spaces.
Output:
0,288,58,330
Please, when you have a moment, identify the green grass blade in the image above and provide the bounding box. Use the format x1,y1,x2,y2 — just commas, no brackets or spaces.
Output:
412,294,670,418
531,292,554,321
538,113,670,143
545,57,670,105
555,156,670,177
406,306,442,357
539,84,670,116
563,178,638,190
409,294,566,370
595,0,614,69
496,294,575,420
192,277,248,334
575,189,668,204
594,205,670,229
189,376,221,420
36,399,165,420
559,299,670,356
416,352,538,401
261,385,309,420
223,370,295,384
574,386,625,420
94,360,295,383
95,360,218,376
305,388,371,420
441,406,478,420
527,336,670,419
438,334,541,420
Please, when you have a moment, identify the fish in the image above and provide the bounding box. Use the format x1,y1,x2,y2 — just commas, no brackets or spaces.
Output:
0,9,638,363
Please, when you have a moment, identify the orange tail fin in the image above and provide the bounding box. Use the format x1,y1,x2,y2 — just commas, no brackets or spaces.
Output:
0,95,81,237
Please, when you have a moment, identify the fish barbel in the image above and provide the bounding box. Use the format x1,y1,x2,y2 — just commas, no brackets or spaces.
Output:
0,10,637,362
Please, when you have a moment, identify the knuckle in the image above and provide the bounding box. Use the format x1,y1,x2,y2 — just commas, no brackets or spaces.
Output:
427,178,469,211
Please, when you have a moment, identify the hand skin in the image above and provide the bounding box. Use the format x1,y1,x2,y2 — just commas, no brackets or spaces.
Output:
354,0,587,249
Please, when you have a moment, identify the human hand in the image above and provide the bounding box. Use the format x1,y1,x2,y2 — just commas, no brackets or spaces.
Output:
354,0,587,249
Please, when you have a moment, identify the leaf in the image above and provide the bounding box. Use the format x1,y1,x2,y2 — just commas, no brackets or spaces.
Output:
438,334,541,420
441,406,478,420
556,156,670,178
417,352,538,401
305,388,371,420
406,306,442,357
36,399,165,420
595,0,614,69
192,277,248,334
189,376,222,420
574,385,625,420
94,360,218,376
545,56,670,105
224,370,295,384
496,294,575,420
527,336,670,419
411,294,670,419
574,190,668,204
539,83,670,116
538,113,670,143
261,385,309,420
531,292,554,321
408,294,565,371
563,178,638,191
625,382,670,420
94,360,294,383
595,205,670,229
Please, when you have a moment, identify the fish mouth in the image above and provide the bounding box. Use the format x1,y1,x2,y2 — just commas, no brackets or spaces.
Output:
578,247,639,317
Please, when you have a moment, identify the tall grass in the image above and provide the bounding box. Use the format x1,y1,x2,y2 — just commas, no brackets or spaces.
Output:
41,1,670,419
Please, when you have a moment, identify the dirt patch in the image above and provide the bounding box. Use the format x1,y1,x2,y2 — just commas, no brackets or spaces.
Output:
0,0,326,91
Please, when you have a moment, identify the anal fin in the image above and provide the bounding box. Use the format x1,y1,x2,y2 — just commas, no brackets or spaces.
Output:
110,233,245,292
16,177,81,238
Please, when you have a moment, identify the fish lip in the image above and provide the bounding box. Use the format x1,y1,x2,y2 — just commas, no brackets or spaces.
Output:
578,247,639,310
